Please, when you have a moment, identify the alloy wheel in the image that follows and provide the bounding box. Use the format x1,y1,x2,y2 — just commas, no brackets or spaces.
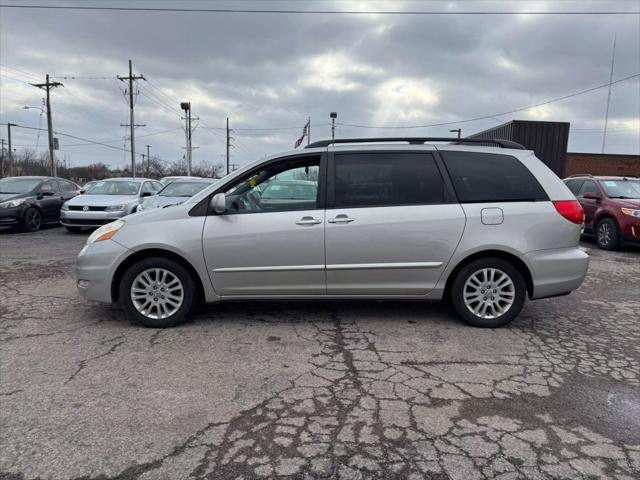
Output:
130,268,184,319
26,209,41,230
463,268,515,319
598,222,612,246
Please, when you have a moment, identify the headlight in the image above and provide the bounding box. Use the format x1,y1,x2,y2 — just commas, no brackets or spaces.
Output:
61,202,69,211
0,198,27,208
87,220,125,244
621,208,640,218
104,204,126,212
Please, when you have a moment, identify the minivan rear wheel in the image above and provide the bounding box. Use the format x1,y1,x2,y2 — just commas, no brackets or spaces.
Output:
451,258,526,328
119,257,196,328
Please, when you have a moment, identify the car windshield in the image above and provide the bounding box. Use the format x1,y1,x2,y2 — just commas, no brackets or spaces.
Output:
159,181,211,197
0,178,42,194
85,180,140,195
601,179,640,198
261,182,317,200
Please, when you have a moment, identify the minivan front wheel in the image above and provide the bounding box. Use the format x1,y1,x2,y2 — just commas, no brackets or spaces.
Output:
120,257,196,328
451,258,526,328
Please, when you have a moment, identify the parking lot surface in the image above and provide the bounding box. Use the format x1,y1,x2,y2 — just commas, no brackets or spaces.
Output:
1,227,639,480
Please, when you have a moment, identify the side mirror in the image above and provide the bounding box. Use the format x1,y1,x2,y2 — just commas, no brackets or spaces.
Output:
583,191,600,200
79,189,86,194
141,191,153,197
210,193,226,214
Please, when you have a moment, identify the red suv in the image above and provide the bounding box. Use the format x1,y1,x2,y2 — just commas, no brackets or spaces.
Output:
563,175,640,250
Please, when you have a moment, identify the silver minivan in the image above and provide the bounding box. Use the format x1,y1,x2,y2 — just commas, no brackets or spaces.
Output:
76,138,589,328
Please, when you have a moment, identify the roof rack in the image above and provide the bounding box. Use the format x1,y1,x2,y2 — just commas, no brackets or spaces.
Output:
305,137,526,150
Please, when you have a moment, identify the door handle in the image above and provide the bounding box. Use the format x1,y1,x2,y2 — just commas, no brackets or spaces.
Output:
295,216,322,226
328,214,354,224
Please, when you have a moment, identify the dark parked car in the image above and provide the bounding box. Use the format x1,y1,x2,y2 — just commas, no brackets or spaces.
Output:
0,176,81,232
564,175,640,249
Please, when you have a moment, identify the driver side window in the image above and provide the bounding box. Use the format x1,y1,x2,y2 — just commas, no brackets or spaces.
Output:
223,157,320,214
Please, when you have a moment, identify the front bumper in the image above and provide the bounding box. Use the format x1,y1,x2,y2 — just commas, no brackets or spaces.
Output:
61,209,127,227
76,238,131,303
0,205,26,226
619,216,640,245
527,246,589,300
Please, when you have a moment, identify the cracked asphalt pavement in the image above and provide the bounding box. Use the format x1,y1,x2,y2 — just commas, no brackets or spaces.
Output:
1,227,639,480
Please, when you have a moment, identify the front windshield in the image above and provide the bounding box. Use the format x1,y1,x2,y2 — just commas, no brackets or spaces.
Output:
601,179,640,199
159,181,211,197
85,180,140,195
261,182,317,200
0,178,41,194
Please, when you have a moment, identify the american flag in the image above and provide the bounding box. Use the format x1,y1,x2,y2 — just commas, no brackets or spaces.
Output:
294,120,310,149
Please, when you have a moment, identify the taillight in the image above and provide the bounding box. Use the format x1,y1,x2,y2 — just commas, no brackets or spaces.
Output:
553,200,584,225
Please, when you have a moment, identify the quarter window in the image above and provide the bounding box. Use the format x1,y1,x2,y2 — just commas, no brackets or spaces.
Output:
223,157,320,214
40,180,59,193
333,153,444,208
441,151,548,203
565,179,584,196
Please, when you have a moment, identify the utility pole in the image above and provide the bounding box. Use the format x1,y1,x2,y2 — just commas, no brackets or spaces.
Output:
7,123,16,177
226,117,230,175
117,60,145,176
0,139,6,177
602,33,617,154
181,102,192,176
31,74,63,177
146,144,151,177
307,116,311,145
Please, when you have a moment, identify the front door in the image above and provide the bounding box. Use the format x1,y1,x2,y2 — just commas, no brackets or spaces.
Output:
37,180,63,222
577,179,600,230
325,151,465,295
202,155,326,296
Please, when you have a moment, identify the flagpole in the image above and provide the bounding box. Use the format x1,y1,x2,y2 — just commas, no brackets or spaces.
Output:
307,116,311,145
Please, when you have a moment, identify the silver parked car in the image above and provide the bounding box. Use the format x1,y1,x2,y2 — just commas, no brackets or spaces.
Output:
61,177,163,232
137,178,215,212
76,138,588,328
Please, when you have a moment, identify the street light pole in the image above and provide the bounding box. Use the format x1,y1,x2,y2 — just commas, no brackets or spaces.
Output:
330,112,337,140
449,128,462,139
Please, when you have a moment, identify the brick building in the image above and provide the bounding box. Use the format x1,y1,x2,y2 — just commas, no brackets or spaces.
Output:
564,152,640,177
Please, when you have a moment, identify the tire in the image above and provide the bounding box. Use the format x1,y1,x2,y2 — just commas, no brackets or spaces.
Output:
450,258,527,328
596,218,620,250
119,257,196,328
21,208,42,232
65,226,82,233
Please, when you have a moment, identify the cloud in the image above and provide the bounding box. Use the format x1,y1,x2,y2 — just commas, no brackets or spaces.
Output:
0,0,638,168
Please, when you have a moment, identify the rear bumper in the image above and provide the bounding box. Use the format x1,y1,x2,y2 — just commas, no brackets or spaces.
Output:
527,246,589,300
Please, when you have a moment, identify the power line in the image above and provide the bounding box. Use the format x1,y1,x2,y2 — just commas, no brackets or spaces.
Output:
339,73,640,130
0,4,637,14
1,123,145,157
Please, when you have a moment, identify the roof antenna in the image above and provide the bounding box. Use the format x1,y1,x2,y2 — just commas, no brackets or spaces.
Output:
602,32,617,154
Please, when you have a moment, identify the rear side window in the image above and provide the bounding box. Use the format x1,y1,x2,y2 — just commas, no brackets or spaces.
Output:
565,179,584,195
441,151,548,203
60,181,78,192
578,180,598,197
333,152,444,208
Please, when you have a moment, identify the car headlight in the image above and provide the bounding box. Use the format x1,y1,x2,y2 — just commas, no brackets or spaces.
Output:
0,198,27,208
104,204,126,212
621,208,640,218
87,220,125,244
61,202,69,211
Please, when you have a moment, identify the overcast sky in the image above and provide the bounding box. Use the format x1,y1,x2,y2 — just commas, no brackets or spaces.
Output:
1,0,639,171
